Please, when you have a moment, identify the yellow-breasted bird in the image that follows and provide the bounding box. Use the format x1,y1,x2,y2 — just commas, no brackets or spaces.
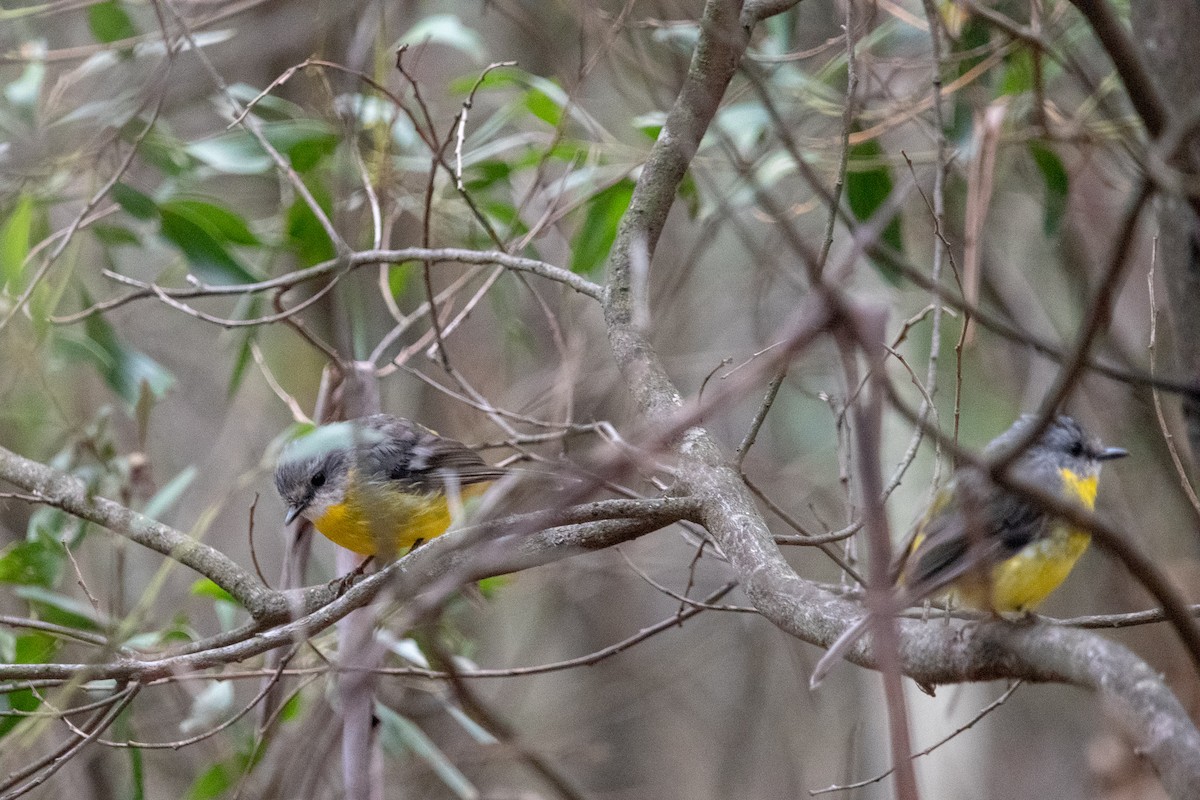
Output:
810,414,1127,687
274,414,505,557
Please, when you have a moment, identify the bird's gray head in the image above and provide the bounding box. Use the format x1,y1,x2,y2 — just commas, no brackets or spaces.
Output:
985,414,1128,479
274,421,387,525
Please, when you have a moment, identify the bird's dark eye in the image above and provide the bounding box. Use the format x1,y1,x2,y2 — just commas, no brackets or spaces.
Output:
311,470,326,488
1068,441,1084,458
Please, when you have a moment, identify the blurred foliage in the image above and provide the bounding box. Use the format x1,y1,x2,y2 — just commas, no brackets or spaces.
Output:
0,1,1189,799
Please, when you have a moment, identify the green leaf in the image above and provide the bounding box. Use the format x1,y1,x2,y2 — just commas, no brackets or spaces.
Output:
14,631,56,664
134,378,155,449
463,160,512,193
570,178,634,276
375,703,480,799
524,87,562,128
285,180,336,267
180,680,234,735
185,135,271,175
998,48,1034,97
227,330,256,399
186,764,233,800
0,688,38,739
91,224,141,247
632,112,666,140
279,692,303,722
190,578,235,604
846,136,904,285
142,466,197,520
395,14,486,60
475,575,507,598
227,83,305,122
26,506,82,547
287,134,337,174
0,534,62,588
111,182,158,220
87,0,138,44
159,205,257,284
14,586,110,631
226,294,263,398
126,121,190,176
160,200,259,246
4,58,44,111
69,301,175,406
0,634,55,739
0,193,34,292
186,121,338,176
1029,143,1069,236
387,265,409,300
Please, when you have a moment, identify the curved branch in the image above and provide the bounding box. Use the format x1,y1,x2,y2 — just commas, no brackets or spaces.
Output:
54,248,601,323
0,498,700,683
0,443,282,621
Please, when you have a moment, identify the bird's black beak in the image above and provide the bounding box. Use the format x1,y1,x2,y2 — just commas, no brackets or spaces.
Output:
1099,446,1129,461
284,505,302,526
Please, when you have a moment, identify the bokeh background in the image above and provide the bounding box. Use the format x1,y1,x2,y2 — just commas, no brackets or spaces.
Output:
1,1,1197,798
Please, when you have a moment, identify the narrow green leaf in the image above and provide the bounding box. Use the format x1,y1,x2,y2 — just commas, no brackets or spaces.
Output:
285,180,336,267
463,160,512,193
0,634,55,738
387,265,409,300
14,586,110,631
142,466,197,520
87,0,138,44
160,200,259,246
186,764,232,800
77,302,175,406
26,506,81,546
227,83,305,121
1029,143,1069,236
190,578,235,604
846,136,904,285
395,14,485,60
91,224,141,247
279,692,303,722
570,178,634,276
159,206,257,284
0,535,62,588
134,379,155,449
117,711,146,800
226,294,263,398
14,631,56,664
998,48,1034,97
632,112,666,140
180,680,234,735
186,121,338,175
227,330,256,399
525,87,562,127
375,703,480,800
111,182,158,220
186,136,272,175
0,193,34,292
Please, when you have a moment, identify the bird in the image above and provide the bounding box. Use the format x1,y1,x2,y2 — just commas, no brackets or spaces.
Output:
274,414,506,557
809,414,1127,688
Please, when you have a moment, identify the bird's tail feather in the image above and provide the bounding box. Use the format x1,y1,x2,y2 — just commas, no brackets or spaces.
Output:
809,614,872,689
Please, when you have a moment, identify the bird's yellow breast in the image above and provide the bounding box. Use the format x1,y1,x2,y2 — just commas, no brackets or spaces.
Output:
312,480,490,556
957,468,1098,612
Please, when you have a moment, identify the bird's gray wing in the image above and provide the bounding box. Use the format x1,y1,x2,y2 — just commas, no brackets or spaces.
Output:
356,415,506,493
903,475,1049,599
